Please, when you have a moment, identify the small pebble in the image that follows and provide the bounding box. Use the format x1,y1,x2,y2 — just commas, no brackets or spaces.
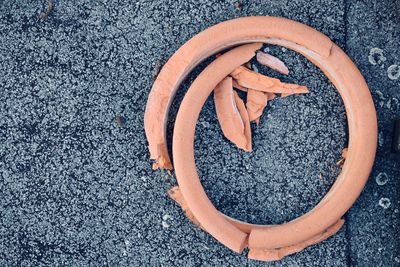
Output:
234,1,242,10
201,121,210,128
379,198,391,209
115,115,125,127
162,214,172,228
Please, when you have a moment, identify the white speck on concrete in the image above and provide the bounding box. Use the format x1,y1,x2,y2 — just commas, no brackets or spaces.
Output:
162,220,170,228
387,97,399,112
200,120,210,128
375,90,385,107
378,131,384,147
385,100,391,109
379,198,391,209
375,172,388,186
368,48,386,65
252,64,259,73
202,244,210,250
162,214,172,221
122,239,130,256
162,214,172,228
387,64,400,80
376,90,384,98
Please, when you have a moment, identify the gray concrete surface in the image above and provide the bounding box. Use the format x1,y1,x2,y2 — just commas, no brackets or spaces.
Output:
0,0,398,266
345,1,400,266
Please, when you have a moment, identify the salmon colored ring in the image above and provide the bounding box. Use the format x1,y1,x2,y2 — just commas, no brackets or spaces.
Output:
146,17,377,261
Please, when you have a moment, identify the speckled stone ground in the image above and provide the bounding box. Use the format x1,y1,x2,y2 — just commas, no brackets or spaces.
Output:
0,0,398,266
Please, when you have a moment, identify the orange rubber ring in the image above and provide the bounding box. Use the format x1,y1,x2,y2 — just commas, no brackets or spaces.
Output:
145,17,377,261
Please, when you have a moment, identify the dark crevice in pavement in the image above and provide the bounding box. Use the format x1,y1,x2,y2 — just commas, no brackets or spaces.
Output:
343,0,348,52
343,1,354,266
342,2,355,267
344,213,353,267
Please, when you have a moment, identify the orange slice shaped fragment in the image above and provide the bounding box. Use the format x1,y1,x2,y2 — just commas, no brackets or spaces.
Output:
214,77,248,150
168,186,202,229
230,66,309,95
233,91,252,152
256,51,289,75
246,89,270,124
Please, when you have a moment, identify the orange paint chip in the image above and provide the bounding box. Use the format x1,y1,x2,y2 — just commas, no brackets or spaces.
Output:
342,148,348,158
168,186,202,229
214,77,248,150
336,147,348,166
230,66,309,95
256,51,289,75
151,144,173,170
248,219,345,261
246,89,270,124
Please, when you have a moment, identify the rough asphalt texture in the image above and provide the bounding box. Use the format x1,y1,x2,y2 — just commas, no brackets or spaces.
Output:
0,0,399,266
